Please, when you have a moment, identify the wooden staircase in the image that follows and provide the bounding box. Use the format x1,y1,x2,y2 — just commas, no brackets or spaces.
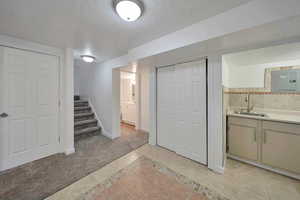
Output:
74,96,101,138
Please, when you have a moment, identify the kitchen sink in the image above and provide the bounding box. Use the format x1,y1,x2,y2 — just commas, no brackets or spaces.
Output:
234,111,268,117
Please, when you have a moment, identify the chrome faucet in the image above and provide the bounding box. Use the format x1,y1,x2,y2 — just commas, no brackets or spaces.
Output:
245,93,254,113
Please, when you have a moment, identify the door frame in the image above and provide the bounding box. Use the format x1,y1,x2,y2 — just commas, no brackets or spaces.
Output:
0,36,65,171
155,57,208,164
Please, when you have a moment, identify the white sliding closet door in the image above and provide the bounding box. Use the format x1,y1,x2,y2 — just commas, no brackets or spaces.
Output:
157,59,207,164
0,47,60,171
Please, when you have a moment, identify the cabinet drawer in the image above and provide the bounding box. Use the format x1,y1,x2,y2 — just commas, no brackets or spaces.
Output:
228,116,258,127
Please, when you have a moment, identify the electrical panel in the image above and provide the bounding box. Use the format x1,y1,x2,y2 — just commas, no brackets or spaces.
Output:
271,69,300,92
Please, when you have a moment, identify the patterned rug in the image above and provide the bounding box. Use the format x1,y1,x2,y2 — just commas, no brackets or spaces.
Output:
77,157,229,200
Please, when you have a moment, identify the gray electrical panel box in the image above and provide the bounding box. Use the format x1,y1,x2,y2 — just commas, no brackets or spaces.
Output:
271,69,300,92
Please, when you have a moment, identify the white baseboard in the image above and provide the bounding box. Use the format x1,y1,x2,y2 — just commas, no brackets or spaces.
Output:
88,98,112,138
101,129,114,139
148,139,156,146
228,154,300,180
64,147,75,155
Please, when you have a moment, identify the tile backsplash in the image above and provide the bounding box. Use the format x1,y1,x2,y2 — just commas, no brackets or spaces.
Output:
225,92,300,111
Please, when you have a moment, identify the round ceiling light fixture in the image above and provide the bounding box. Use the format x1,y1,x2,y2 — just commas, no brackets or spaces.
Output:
114,0,143,22
81,55,96,63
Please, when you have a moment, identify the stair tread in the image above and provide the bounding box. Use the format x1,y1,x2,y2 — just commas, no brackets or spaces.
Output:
75,119,97,126
74,112,94,117
74,100,88,103
75,126,101,135
74,106,91,111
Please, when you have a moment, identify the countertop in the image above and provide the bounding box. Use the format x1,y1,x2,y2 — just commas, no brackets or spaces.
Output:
227,109,300,125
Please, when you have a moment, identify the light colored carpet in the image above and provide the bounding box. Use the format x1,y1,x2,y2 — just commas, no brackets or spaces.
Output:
0,129,148,200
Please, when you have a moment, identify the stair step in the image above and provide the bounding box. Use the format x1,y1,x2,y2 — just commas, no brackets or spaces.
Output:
75,126,101,136
74,106,91,111
74,100,89,105
74,112,94,118
74,95,80,101
74,100,88,103
75,119,97,127
74,102,89,107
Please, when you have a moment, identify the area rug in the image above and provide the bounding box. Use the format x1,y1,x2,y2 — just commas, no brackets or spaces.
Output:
77,157,230,200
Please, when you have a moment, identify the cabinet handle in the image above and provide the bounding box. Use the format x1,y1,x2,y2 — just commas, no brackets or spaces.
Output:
254,132,256,142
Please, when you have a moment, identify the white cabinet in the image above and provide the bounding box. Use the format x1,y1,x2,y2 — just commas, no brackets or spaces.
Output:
228,116,300,176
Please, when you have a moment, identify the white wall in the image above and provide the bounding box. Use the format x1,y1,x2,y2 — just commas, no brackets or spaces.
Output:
88,63,114,137
73,62,93,99
74,65,80,95
64,48,75,155
138,64,150,132
223,42,300,88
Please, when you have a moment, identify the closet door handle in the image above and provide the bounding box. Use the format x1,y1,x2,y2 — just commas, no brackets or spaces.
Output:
254,132,256,142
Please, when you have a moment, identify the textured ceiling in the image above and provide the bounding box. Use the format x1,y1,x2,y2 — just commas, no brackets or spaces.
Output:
0,0,252,62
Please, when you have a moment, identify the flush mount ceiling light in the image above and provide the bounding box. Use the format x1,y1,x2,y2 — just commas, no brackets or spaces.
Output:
81,55,96,63
114,0,143,22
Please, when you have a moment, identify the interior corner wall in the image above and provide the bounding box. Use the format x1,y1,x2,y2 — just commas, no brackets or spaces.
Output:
63,48,75,155
89,62,114,137
207,54,224,174
139,65,150,132
73,64,93,100
111,69,121,138
74,65,80,95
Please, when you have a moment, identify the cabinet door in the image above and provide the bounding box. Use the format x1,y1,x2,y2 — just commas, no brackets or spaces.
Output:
262,121,300,174
228,117,259,161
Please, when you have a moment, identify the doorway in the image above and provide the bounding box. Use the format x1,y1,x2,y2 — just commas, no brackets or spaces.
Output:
120,70,137,136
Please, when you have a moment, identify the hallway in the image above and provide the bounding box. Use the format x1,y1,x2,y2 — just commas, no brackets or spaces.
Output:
0,128,148,200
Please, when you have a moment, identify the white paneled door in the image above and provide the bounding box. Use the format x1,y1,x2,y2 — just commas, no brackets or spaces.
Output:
0,47,60,171
157,59,207,164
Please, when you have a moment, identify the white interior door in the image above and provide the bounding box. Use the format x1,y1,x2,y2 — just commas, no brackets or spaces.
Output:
157,59,207,164
0,47,60,171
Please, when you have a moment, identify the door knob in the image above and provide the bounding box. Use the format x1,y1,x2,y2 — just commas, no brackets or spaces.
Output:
0,113,8,118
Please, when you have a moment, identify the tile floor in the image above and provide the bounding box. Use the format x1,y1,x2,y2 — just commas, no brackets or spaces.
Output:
0,126,148,200
47,144,300,200
76,157,220,200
